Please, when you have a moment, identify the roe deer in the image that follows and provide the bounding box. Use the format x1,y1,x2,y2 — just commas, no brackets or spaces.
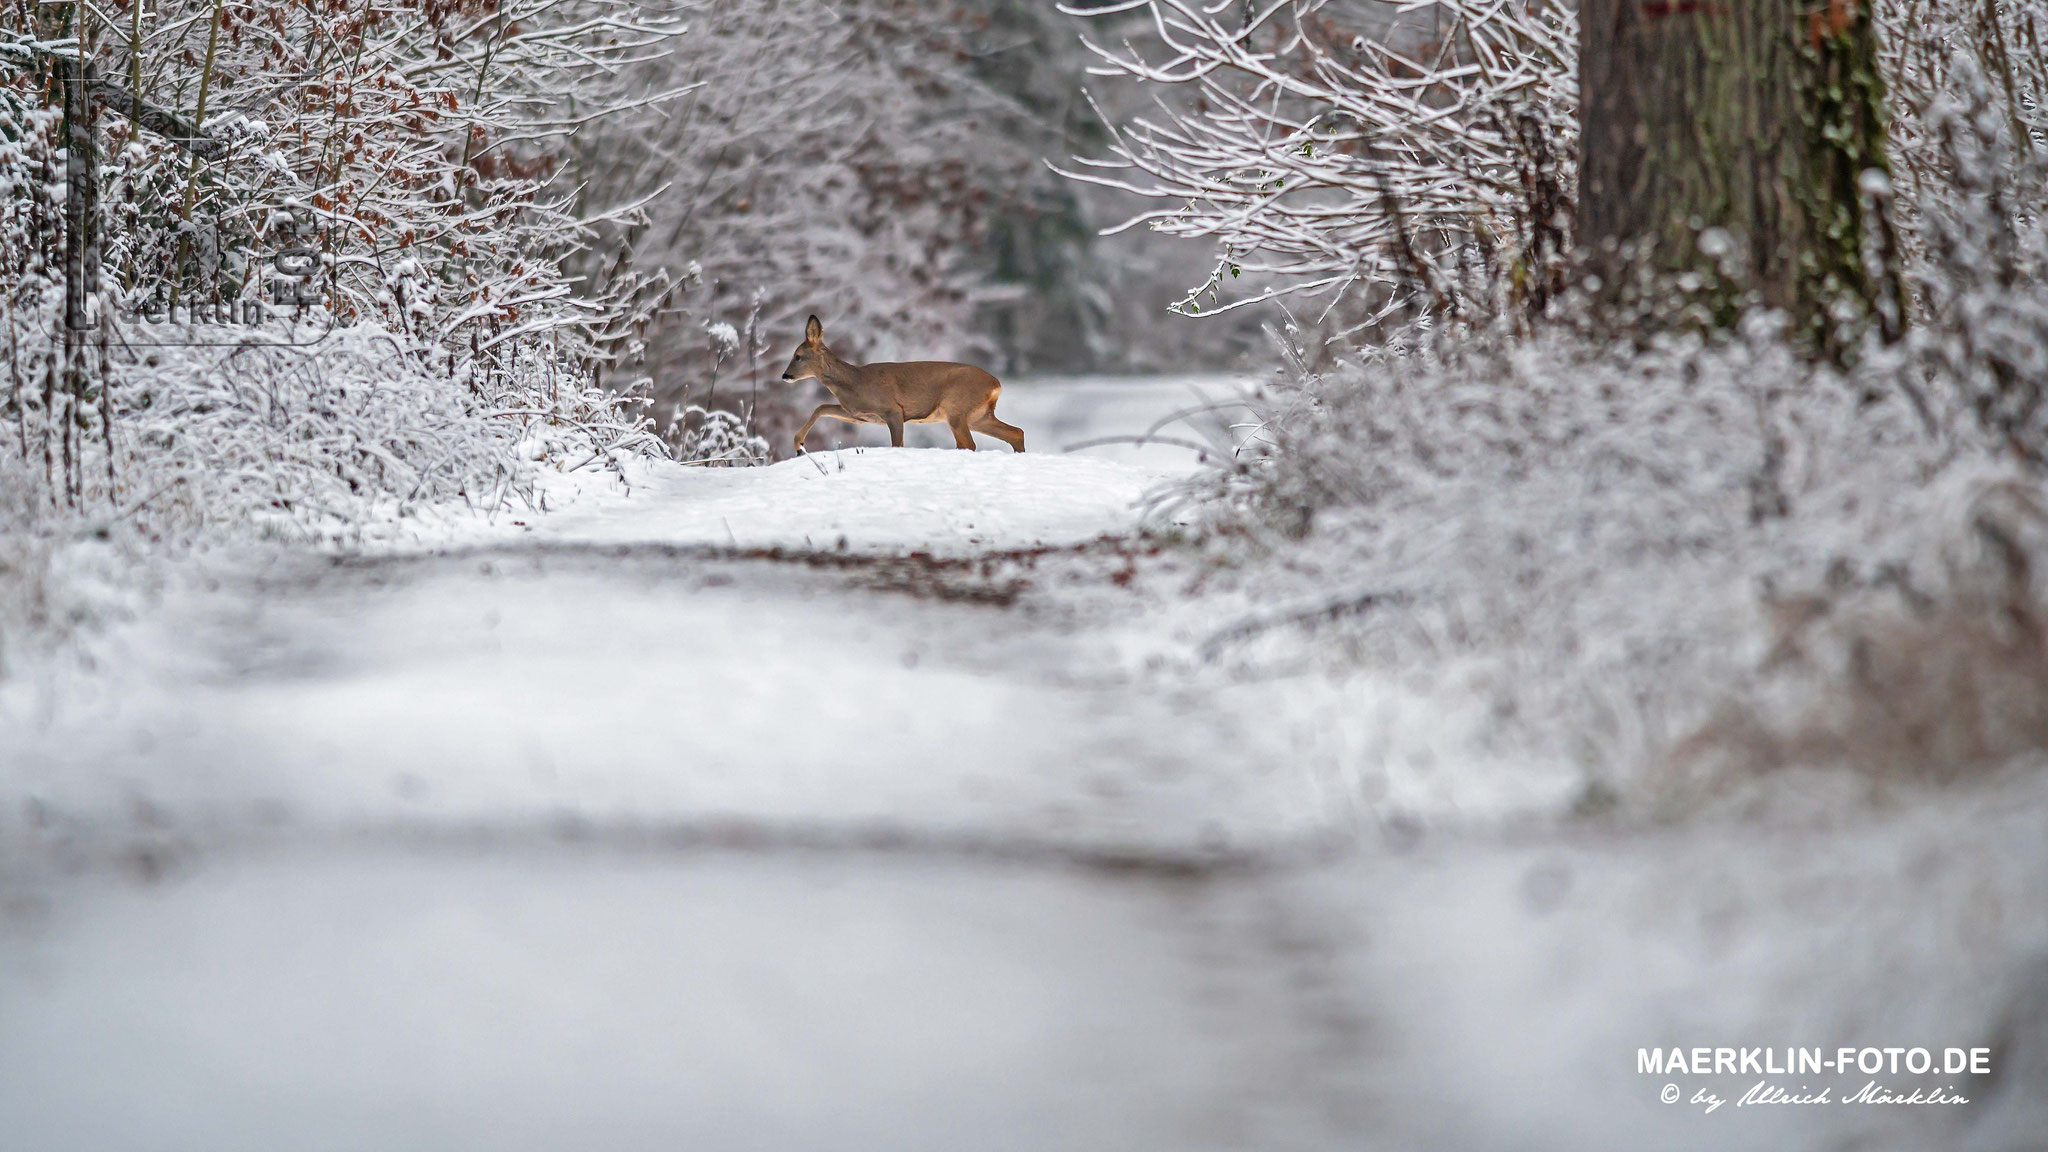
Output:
780,315,1025,453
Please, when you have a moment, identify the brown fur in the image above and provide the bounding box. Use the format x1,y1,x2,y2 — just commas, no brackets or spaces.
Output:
781,316,1024,453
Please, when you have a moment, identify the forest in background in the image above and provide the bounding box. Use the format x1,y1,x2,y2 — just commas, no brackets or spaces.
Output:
560,0,1270,461
0,0,1241,662
5,0,2048,809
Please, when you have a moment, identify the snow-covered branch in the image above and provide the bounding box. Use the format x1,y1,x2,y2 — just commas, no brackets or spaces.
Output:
1059,0,1575,323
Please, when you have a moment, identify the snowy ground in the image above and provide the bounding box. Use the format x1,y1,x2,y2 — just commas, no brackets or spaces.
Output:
3,377,2045,1150
520,449,1189,557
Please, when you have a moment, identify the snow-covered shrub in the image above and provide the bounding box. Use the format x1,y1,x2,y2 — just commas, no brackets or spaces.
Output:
111,327,660,540
0,314,658,673
4,0,684,372
1087,0,2048,810
1190,316,2048,811
1889,58,2048,466
0,0,676,665
673,406,770,468
1878,0,2046,241
0,476,52,672
1861,0,2046,468
1666,468,2048,808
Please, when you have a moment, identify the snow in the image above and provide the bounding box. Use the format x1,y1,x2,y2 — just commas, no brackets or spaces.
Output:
0,550,1340,857
1,852,1343,1152
1,377,1284,841
1,375,2042,1150
507,374,1257,558
524,448,1184,556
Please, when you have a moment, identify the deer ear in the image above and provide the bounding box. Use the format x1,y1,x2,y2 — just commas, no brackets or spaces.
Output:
805,315,823,343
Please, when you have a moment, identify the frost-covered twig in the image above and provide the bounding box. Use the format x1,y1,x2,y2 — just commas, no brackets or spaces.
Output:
1059,0,1576,324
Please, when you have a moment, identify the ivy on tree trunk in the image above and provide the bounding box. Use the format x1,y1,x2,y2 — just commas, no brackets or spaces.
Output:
1578,0,1907,356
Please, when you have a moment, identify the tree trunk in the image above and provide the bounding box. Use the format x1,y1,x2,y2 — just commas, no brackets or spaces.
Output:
1578,0,1905,355
58,47,101,504
60,55,100,338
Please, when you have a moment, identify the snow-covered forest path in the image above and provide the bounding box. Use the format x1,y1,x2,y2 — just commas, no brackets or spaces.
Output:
3,380,2044,1151
0,516,1365,1150
0,378,1384,1150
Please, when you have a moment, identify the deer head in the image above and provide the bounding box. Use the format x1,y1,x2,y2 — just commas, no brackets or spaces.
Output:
780,315,830,383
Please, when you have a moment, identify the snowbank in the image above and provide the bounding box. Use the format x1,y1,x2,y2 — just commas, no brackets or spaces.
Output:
510,448,1189,557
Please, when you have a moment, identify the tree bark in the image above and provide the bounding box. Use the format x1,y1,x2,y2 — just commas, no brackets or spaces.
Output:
58,49,101,506
59,56,100,337
1578,0,1904,354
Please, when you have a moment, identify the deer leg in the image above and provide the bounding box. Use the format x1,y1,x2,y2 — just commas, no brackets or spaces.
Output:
946,411,978,450
794,403,856,453
972,414,1026,453
884,410,906,448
